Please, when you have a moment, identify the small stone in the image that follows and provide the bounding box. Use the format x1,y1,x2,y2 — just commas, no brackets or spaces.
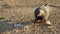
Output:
46,21,51,25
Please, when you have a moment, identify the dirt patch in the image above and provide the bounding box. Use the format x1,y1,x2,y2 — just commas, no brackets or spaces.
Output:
0,0,60,34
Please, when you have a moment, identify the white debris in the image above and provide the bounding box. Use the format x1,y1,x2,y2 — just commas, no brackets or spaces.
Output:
14,24,23,27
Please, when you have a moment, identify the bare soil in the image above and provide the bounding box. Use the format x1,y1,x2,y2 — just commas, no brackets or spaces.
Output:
0,0,60,34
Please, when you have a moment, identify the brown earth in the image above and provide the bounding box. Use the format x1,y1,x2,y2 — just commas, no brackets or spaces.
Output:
0,0,60,34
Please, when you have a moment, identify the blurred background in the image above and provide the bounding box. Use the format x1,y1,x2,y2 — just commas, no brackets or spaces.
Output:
0,0,60,34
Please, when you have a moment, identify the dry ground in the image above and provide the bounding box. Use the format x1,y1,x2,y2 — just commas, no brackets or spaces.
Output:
0,0,60,34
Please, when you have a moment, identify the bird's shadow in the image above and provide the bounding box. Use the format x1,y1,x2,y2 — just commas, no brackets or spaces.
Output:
0,19,52,33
